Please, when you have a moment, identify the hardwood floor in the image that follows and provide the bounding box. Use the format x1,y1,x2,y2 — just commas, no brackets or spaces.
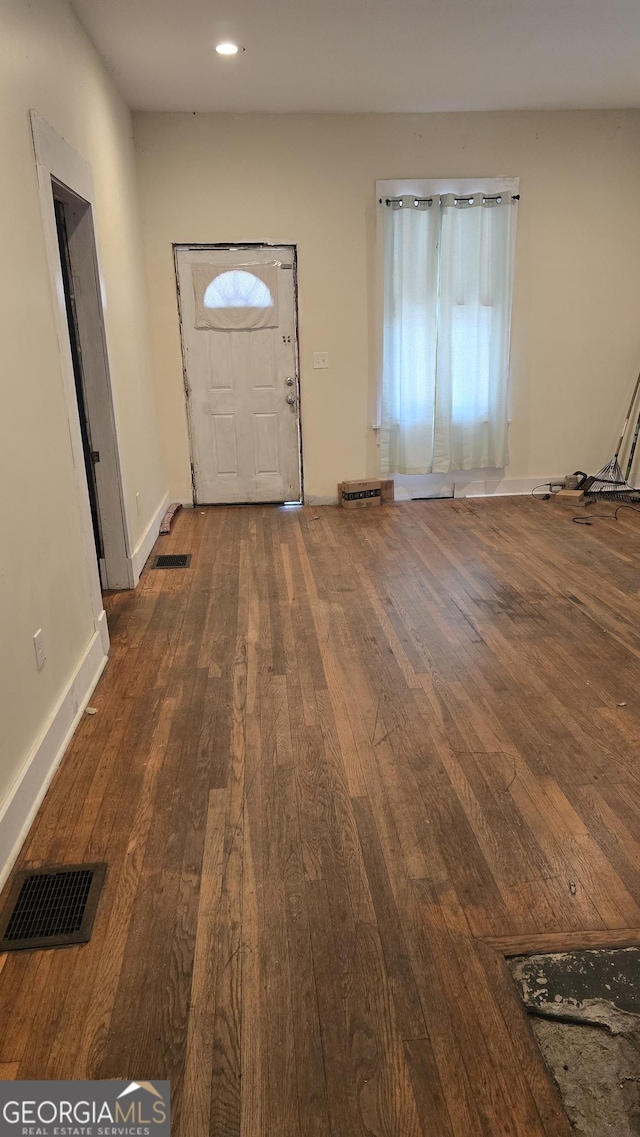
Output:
2,496,640,1134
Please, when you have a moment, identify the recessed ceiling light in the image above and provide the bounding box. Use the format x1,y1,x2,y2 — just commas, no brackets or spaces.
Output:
216,42,242,55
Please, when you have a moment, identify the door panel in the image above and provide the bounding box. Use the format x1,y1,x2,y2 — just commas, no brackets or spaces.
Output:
176,246,301,504
211,415,239,475
253,413,280,474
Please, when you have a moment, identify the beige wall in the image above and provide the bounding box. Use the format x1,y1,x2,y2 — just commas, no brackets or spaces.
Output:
134,110,640,500
0,0,165,815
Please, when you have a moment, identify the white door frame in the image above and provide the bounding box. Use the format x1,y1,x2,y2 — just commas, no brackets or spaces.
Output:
30,112,130,646
174,242,303,505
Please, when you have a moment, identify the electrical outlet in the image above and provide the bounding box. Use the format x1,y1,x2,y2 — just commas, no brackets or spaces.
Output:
313,352,329,369
33,628,47,672
136,492,141,515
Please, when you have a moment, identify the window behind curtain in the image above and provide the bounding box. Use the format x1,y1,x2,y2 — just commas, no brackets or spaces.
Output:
377,179,518,476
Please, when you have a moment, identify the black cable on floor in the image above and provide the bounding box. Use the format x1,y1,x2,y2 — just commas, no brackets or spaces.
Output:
572,503,640,525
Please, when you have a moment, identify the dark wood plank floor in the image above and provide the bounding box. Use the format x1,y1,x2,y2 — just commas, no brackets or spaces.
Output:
2,497,640,1135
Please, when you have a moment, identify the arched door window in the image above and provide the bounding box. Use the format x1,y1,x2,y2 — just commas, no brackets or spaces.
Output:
192,263,279,329
204,270,274,309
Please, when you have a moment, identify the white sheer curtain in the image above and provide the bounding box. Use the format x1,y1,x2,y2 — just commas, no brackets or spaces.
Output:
380,190,517,475
381,203,439,474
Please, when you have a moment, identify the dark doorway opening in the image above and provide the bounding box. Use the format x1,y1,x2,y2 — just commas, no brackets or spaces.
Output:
53,195,104,583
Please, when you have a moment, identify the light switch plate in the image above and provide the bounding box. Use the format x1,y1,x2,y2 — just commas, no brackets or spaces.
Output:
34,628,47,671
313,352,329,369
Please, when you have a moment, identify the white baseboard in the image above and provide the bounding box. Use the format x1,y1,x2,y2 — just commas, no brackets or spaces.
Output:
0,629,109,892
304,476,555,506
304,495,338,506
96,606,110,654
454,475,558,498
128,491,170,585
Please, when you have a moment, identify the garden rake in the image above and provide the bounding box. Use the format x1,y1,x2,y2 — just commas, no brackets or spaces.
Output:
577,369,640,500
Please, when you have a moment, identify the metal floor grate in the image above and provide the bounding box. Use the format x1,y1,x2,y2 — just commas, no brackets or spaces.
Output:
151,553,192,569
0,864,106,952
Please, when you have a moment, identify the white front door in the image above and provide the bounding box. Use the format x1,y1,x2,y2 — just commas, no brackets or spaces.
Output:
176,245,301,504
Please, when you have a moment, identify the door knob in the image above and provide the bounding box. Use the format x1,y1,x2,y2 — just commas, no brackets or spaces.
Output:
286,393,296,405
285,377,294,386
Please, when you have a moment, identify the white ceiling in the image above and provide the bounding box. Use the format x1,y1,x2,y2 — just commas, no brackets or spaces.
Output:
70,0,640,114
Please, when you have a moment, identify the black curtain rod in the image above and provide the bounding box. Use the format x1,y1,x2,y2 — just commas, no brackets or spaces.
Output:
379,194,520,204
